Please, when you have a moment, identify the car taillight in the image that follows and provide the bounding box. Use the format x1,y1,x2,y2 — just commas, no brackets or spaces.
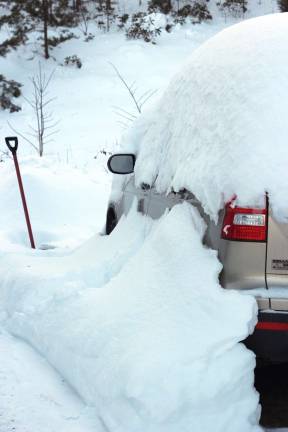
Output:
222,201,267,242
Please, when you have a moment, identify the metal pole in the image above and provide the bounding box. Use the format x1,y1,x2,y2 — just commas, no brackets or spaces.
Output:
5,137,36,249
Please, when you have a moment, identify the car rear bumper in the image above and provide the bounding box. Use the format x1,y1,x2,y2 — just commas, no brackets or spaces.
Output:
238,288,288,312
246,310,288,363
256,296,288,311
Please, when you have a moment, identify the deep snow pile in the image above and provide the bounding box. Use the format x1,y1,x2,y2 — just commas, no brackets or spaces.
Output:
0,157,110,252
0,330,102,432
122,13,288,221
0,203,261,432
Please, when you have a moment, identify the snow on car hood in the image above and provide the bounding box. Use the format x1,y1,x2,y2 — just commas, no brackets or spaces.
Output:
122,13,288,221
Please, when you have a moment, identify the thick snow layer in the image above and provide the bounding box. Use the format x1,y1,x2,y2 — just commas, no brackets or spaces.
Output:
0,204,261,432
0,157,110,251
0,330,102,432
122,13,288,221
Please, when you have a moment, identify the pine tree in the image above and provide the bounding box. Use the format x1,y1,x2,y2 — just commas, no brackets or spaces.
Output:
148,0,173,13
0,0,78,58
278,0,288,11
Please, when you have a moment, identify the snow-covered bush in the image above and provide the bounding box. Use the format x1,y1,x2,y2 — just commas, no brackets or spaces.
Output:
148,0,173,13
117,13,129,29
0,26,29,57
126,12,162,43
277,0,288,11
93,0,118,32
0,75,22,113
176,2,212,23
64,54,82,68
218,0,247,18
84,33,95,42
48,30,76,47
48,2,79,27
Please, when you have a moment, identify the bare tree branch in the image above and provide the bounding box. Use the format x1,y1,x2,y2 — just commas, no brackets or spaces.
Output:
110,62,158,131
9,63,58,156
109,62,142,114
8,121,39,152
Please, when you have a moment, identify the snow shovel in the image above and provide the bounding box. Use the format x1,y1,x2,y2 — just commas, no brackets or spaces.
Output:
5,136,36,249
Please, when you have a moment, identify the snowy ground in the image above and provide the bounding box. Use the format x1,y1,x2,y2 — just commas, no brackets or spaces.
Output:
0,331,103,432
0,204,261,432
0,2,285,432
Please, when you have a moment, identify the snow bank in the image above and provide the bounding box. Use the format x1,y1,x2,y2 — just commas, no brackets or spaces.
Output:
122,13,288,221
0,204,261,432
0,157,110,251
0,331,101,432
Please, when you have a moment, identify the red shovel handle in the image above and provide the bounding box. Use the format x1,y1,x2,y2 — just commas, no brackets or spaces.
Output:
5,136,18,155
5,136,36,249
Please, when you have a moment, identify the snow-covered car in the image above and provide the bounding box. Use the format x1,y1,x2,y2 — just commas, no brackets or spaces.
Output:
105,154,288,363
105,13,288,362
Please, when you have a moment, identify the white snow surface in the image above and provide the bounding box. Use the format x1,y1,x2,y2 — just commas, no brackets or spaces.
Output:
0,203,261,432
122,13,288,221
0,330,102,432
0,157,110,252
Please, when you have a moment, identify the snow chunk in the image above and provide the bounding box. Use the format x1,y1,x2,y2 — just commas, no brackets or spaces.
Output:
0,204,261,432
122,13,288,221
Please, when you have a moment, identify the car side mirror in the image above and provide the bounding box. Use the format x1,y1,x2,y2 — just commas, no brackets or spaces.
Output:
107,154,135,175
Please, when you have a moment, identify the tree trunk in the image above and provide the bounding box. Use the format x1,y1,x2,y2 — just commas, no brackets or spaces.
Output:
105,0,111,31
43,0,49,59
48,0,53,24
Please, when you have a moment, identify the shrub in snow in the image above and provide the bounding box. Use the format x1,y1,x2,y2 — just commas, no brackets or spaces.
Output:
165,22,173,32
218,0,247,18
0,26,29,57
64,54,82,68
47,31,76,47
148,0,173,13
177,2,212,23
0,75,22,113
84,33,95,42
126,12,162,43
277,0,288,11
48,2,79,27
117,13,129,29
96,18,105,29
93,0,117,32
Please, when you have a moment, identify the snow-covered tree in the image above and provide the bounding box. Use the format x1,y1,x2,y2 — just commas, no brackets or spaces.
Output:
0,0,79,58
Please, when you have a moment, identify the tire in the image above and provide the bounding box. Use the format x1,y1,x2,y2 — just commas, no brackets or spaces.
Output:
106,207,117,235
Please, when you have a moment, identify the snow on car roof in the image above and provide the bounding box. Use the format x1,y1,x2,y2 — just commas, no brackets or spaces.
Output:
123,13,288,221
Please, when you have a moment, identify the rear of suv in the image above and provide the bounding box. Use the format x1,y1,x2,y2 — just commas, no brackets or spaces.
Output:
106,153,288,362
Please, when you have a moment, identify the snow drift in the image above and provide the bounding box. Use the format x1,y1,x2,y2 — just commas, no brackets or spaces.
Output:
0,204,261,432
0,157,110,251
122,13,288,221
